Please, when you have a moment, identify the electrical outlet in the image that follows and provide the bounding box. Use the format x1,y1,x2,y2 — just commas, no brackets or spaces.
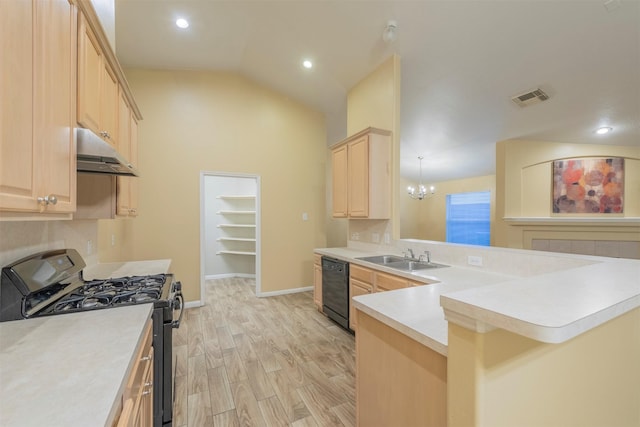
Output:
351,232,360,241
111,234,116,246
384,233,391,244
371,232,380,243
468,255,483,266
302,212,308,221
87,240,94,255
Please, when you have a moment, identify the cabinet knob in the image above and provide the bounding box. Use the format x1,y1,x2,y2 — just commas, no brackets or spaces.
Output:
99,131,111,139
140,355,152,362
37,195,57,205
142,389,152,395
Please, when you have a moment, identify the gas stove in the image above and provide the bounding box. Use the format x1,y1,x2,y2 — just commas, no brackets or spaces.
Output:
0,249,183,427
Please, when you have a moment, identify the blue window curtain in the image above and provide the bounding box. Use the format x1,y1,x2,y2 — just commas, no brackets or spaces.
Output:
446,191,491,246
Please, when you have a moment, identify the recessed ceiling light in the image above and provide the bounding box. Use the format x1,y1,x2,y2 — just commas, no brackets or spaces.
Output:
302,60,313,69
176,18,189,29
595,126,613,135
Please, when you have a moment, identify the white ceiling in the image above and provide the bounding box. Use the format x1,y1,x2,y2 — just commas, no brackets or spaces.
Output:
115,0,640,184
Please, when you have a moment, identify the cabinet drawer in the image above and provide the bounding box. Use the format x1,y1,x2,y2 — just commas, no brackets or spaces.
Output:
375,271,408,292
123,320,153,402
350,264,374,284
350,278,373,293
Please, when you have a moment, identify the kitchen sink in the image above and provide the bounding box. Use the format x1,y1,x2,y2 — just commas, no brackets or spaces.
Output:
356,255,406,265
356,255,449,272
385,260,449,271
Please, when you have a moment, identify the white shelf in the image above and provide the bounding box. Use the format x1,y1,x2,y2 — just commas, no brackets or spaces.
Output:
217,237,256,242
217,210,256,215
217,224,256,228
217,195,256,200
216,250,256,256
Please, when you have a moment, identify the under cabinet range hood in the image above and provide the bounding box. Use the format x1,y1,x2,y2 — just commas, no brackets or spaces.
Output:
76,128,139,176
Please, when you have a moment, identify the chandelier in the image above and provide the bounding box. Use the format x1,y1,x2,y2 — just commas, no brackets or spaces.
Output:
407,156,435,200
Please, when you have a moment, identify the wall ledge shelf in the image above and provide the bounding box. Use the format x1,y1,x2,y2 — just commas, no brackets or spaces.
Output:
216,250,256,256
217,195,256,200
217,237,256,242
217,210,256,215
503,217,640,227
217,224,256,228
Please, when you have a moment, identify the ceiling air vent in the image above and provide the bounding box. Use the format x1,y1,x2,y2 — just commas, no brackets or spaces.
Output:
511,88,549,107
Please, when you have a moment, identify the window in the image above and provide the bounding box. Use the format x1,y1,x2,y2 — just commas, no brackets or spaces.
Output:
446,191,491,246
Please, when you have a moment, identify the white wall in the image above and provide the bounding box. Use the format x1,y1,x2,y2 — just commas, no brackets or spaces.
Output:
204,174,257,278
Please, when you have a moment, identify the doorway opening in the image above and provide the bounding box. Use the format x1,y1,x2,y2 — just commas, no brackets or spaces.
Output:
200,172,261,302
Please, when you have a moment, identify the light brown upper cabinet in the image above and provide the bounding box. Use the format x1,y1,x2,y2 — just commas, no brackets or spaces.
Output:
117,94,139,217
77,12,118,148
331,128,391,219
0,0,77,217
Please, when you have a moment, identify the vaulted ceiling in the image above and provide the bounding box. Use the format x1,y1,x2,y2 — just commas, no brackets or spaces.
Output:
115,0,640,183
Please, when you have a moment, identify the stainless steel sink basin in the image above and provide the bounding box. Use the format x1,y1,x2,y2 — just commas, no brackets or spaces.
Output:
356,255,406,265
356,255,449,271
385,260,449,271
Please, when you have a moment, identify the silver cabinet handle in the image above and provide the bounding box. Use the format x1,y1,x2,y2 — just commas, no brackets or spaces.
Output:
140,355,152,361
37,195,57,205
142,389,152,395
144,381,153,387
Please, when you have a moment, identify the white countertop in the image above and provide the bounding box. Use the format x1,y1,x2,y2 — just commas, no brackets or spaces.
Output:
83,259,171,280
0,304,152,427
0,258,173,427
315,247,515,356
316,247,640,356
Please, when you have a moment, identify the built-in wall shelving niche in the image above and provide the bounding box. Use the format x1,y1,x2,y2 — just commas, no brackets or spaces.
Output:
215,194,256,258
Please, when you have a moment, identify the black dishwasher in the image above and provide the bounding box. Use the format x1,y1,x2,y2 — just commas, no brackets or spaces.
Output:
321,256,350,329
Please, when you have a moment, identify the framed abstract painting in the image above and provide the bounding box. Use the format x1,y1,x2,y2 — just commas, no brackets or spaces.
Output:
552,158,624,214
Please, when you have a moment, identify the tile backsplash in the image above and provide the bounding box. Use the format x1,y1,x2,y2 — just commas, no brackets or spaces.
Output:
0,220,99,268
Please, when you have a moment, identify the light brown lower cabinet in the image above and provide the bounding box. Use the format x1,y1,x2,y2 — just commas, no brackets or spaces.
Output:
313,254,322,310
116,319,153,427
356,311,447,427
349,263,434,331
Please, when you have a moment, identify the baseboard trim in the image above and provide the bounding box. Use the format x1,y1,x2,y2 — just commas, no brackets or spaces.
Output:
258,286,313,297
205,273,256,280
184,300,203,309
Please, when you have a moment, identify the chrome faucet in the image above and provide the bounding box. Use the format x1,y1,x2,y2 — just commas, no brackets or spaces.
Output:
419,251,431,263
406,248,415,260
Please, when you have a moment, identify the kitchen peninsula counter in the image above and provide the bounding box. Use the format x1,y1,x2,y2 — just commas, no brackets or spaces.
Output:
316,246,640,352
317,244,640,426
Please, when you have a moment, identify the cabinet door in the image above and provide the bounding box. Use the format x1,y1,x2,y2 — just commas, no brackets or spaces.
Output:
350,279,372,330
34,0,76,213
347,135,369,217
77,13,102,135
0,0,36,211
128,116,139,216
331,145,348,218
101,62,119,147
116,93,131,216
314,257,322,309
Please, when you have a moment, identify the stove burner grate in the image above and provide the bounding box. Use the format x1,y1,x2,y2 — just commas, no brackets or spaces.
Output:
40,274,168,315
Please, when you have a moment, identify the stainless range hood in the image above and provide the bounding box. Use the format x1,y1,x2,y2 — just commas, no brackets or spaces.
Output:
76,128,139,176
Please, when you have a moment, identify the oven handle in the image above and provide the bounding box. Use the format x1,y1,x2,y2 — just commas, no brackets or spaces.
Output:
172,293,184,329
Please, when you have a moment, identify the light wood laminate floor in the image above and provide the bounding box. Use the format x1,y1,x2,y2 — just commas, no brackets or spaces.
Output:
173,278,356,427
